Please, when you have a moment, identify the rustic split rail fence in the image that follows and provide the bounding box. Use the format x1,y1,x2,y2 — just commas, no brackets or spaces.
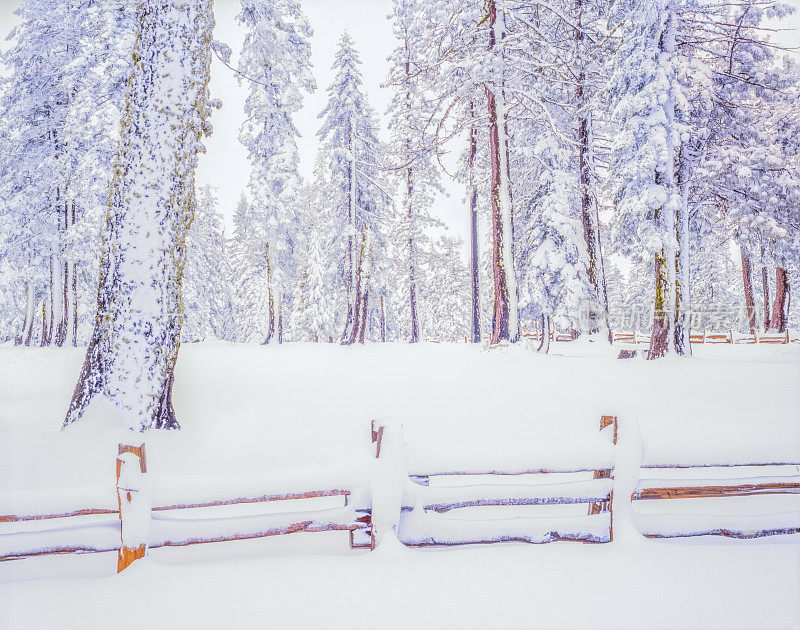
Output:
2,416,799,573
612,329,796,345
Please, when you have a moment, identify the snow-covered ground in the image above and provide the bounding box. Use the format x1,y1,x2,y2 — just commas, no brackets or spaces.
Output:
1,341,799,629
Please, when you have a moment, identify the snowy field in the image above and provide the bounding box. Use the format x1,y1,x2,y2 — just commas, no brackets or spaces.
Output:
1,341,799,629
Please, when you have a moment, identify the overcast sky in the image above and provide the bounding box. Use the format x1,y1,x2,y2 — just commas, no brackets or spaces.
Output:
0,0,798,249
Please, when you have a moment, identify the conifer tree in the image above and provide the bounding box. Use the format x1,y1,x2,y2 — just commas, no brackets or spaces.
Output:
236,0,315,344
316,33,388,344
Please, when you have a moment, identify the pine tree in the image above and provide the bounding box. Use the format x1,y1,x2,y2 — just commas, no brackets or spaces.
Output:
0,0,135,348
183,185,233,342
386,0,443,343
63,0,215,431
608,0,682,359
316,33,388,344
236,0,315,344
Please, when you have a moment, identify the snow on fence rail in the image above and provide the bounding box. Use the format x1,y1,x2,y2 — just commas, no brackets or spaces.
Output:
631,439,800,540
397,415,617,546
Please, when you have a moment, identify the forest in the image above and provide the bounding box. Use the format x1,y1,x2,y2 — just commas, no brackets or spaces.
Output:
0,0,797,428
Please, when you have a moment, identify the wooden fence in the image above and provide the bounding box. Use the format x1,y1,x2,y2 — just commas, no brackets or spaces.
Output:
631,448,800,539
2,416,799,572
395,416,616,546
613,329,795,345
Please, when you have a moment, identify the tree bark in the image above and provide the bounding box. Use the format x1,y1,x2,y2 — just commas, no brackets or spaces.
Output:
346,229,366,346
649,251,672,359
408,169,419,343
538,314,551,354
263,243,275,345
769,266,789,332
486,0,518,344
467,104,481,344
673,147,691,356
740,246,756,335
380,295,387,342
16,283,35,346
358,290,369,344
70,201,78,346
341,119,358,344
761,245,770,332
54,199,69,347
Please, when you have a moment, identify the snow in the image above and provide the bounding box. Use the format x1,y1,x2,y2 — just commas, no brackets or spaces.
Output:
1,342,799,629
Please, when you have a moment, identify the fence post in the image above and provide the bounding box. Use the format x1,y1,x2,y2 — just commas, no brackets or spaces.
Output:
116,443,149,572
348,423,384,549
589,416,617,542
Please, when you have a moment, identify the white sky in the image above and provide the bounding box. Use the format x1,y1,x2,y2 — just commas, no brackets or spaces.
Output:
199,0,466,242
0,0,798,249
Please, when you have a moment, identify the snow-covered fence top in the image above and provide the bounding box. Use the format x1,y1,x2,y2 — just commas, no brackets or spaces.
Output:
392,416,618,547
405,439,615,476
0,462,361,523
631,431,800,540
639,433,800,469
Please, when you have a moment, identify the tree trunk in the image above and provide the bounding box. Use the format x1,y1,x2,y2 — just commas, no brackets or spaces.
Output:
647,8,677,361
358,290,369,344
263,243,275,345
346,231,365,346
486,0,519,344
341,120,358,344
408,162,419,343
16,283,35,346
538,314,551,354
380,295,387,342
70,201,78,346
575,0,608,338
649,250,672,359
39,300,48,347
740,246,756,335
63,0,213,431
54,199,69,347
277,298,283,344
769,265,789,332
467,104,481,344
673,147,691,356
761,245,770,332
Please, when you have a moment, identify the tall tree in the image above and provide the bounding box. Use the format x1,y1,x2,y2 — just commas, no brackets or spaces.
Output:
63,0,215,431
236,0,315,344
316,33,387,344
609,0,683,359
386,0,443,343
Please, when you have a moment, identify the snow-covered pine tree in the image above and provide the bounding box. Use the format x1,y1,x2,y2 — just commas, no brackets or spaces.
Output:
230,192,269,342
0,0,135,348
183,185,233,342
63,0,216,431
316,32,388,344
386,0,443,343
420,235,470,342
291,184,334,342
236,0,315,344
608,0,682,359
